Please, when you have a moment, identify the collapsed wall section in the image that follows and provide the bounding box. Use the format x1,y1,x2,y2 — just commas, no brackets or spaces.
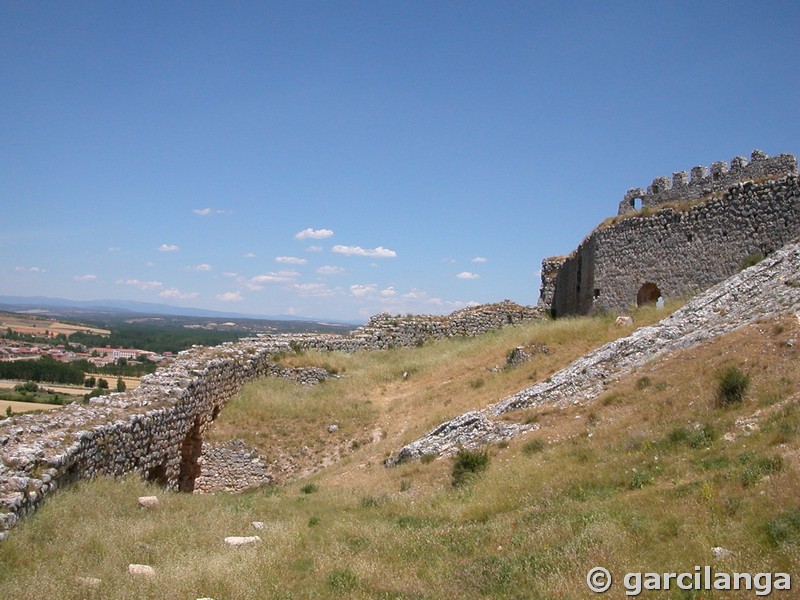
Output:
542,174,800,316
0,300,541,540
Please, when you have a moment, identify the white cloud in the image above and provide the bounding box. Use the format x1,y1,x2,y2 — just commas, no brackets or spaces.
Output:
316,265,346,275
158,244,180,252
441,258,457,264
295,228,334,240
380,287,397,297
457,271,480,280
223,272,238,278
116,279,163,290
332,245,397,258
245,271,300,289
189,263,213,271
160,288,199,300
217,291,243,302
350,284,377,297
107,246,120,252
276,256,308,265
73,274,97,282
306,245,323,252
194,208,230,216
290,283,336,297
471,257,488,263
14,266,46,273
244,252,256,258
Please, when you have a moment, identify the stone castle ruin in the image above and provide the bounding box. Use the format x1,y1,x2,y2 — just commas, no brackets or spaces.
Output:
0,301,540,540
3,148,800,541
539,150,799,317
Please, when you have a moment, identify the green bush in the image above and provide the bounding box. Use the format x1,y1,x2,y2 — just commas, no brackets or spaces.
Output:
716,366,750,407
300,483,318,494
327,568,358,592
522,439,545,455
766,507,800,546
739,252,765,271
452,448,490,487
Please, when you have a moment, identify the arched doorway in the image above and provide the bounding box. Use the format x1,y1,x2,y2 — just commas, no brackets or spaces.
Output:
636,282,662,307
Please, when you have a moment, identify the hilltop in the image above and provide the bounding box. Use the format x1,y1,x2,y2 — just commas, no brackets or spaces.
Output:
0,240,799,597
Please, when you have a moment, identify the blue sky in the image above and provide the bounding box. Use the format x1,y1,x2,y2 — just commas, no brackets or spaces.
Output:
3,1,799,322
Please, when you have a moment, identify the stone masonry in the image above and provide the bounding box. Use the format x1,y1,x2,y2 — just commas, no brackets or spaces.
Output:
540,150,800,317
0,300,541,540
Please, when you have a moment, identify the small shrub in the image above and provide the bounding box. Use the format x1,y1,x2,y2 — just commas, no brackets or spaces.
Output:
630,469,653,490
308,515,320,527
452,448,490,487
360,494,387,508
716,366,750,407
739,252,765,271
742,455,783,488
469,378,485,389
688,424,716,449
636,376,652,390
327,568,358,592
300,483,318,494
420,453,436,464
766,507,800,546
522,439,544,455
399,479,411,492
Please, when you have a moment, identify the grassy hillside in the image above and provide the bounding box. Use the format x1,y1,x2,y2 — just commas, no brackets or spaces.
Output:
1,304,799,599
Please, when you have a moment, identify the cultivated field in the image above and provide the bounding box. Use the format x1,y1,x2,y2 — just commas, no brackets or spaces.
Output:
0,313,110,337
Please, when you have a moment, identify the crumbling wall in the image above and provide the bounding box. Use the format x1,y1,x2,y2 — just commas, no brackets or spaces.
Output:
617,151,797,215
541,154,800,317
0,300,540,540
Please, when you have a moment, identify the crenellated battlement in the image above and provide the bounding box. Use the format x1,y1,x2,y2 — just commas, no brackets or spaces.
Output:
617,150,797,215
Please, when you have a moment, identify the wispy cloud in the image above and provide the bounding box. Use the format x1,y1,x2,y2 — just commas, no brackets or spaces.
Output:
160,288,199,300
350,284,377,297
380,287,397,297
107,246,120,252
244,252,256,258
290,283,336,297
14,266,46,273
116,279,163,290
194,208,231,216
471,257,488,263
188,263,213,271
158,244,180,252
316,265,346,275
73,274,97,282
217,291,243,302
276,256,308,265
295,228,334,240
332,245,397,258
245,270,300,289
457,271,480,280
306,245,323,252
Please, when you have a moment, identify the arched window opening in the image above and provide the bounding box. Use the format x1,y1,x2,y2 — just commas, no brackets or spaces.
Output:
637,282,662,307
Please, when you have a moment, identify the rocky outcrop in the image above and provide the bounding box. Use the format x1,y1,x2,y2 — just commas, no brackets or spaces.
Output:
387,239,800,465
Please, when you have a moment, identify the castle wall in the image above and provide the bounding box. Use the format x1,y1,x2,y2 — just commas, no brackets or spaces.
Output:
0,301,541,540
544,174,800,316
617,151,797,215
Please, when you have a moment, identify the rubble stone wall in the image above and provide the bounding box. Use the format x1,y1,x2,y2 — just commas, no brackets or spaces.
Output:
0,300,540,540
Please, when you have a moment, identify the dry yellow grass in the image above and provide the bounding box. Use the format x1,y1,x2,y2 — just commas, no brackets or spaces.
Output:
0,313,110,337
2,305,799,599
0,399,61,414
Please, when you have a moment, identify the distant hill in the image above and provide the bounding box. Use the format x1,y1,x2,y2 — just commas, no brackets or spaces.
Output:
0,295,361,326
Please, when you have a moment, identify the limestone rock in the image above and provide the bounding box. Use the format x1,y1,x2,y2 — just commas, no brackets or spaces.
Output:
137,496,159,509
128,564,156,577
224,535,261,547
